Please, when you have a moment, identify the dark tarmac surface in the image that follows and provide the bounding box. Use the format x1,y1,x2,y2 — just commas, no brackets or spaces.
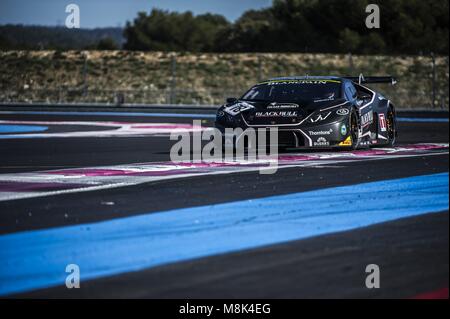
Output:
0,107,448,298
19,212,449,299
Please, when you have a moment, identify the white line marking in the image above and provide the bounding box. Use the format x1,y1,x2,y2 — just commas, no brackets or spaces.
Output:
0,144,447,202
0,120,209,139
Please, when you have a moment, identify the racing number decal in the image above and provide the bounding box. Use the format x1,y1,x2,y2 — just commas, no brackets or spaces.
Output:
379,114,387,132
224,103,254,116
361,110,374,127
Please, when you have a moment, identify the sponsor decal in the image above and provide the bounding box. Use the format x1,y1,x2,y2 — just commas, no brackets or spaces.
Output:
224,102,254,116
314,137,330,147
310,112,332,123
266,103,299,109
379,114,387,132
309,129,333,136
255,111,298,117
314,93,336,103
361,110,374,127
339,136,352,147
265,80,340,86
336,108,350,116
340,124,347,136
314,97,335,103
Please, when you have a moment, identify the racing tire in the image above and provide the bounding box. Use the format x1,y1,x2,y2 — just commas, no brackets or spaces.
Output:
385,106,397,147
348,108,361,150
338,109,360,151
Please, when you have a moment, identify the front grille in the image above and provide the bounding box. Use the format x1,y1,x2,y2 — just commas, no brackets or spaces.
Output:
278,131,305,147
249,129,305,148
258,131,305,147
278,131,296,146
242,110,306,126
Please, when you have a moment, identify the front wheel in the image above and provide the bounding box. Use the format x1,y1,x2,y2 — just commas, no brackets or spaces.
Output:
386,107,397,147
348,109,360,150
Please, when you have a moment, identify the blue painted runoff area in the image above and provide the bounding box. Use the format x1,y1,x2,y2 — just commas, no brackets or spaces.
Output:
0,124,48,134
397,117,449,123
0,134,48,139
0,172,448,296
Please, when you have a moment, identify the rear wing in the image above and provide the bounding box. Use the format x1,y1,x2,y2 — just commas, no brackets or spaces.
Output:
344,74,397,85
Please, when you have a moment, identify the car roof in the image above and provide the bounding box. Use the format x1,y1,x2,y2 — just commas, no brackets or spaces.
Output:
263,76,345,82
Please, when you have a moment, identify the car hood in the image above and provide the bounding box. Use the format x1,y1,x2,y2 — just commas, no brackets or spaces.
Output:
235,98,346,112
228,99,347,126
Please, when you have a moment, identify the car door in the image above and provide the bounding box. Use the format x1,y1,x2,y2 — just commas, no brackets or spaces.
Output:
345,81,374,142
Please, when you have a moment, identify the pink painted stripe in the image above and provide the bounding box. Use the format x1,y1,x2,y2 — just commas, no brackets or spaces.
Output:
402,144,446,151
42,144,449,177
278,155,321,161
47,169,135,176
130,124,203,129
46,168,207,177
412,287,448,299
45,162,255,177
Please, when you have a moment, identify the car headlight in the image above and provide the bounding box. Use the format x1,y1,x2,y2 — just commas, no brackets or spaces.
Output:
216,110,239,126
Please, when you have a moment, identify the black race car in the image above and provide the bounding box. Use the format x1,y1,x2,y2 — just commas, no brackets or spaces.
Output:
215,75,397,150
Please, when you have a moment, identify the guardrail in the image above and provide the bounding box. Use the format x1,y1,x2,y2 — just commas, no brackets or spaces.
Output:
0,88,448,110
0,89,242,106
0,101,218,111
2,102,450,113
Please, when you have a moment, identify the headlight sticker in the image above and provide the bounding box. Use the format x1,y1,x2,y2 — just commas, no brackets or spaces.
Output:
336,108,350,116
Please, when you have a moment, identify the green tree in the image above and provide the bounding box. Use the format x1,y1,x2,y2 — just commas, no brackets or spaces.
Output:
123,9,229,51
121,0,449,55
339,28,361,53
96,37,119,50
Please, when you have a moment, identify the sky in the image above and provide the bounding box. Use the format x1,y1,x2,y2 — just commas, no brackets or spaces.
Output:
0,0,272,28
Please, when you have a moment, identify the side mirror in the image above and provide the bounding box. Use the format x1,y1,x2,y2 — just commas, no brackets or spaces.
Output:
226,97,238,104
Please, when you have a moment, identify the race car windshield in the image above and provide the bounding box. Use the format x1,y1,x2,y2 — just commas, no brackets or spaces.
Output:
241,82,342,103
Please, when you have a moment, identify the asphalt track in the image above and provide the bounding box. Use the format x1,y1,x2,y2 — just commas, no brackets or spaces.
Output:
0,107,448,298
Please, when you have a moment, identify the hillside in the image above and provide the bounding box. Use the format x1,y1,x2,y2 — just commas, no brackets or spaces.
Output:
0,25,123,50
0,50,448,108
